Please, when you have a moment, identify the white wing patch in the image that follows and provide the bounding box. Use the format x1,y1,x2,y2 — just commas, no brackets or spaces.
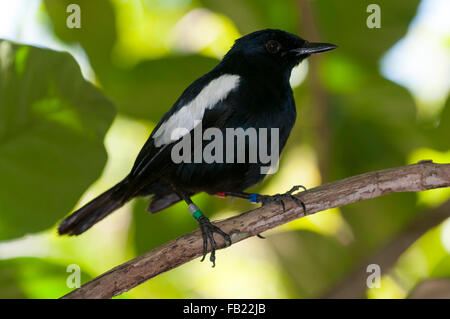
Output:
153,74,240,147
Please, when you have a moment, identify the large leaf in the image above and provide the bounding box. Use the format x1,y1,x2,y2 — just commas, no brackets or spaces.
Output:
0,40,115,240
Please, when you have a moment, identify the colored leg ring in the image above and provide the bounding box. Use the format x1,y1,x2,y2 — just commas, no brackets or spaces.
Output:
192,209,204,221
249,193,260,204
188,203,204,220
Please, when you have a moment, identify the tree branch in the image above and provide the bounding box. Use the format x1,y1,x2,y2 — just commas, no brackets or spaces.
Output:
62,161,450,299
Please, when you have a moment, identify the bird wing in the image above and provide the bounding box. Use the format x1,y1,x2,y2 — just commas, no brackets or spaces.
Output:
126,72,241,192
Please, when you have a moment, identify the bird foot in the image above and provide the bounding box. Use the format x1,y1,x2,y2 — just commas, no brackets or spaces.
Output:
257,185,306,212
198,216,231,267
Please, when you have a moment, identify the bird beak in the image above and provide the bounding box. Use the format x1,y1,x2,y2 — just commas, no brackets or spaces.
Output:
290,42,338,56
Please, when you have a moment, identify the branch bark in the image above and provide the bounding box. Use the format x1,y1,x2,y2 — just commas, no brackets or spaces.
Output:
62,161,450,299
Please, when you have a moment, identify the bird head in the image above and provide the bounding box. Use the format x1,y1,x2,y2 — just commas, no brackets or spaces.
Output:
222,29,337,79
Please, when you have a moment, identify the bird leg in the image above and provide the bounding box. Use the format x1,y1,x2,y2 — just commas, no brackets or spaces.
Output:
173,187,231,267
224,185,307,213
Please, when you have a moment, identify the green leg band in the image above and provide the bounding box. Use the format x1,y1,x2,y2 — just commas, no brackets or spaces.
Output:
192,209,204,221
188,203,204,221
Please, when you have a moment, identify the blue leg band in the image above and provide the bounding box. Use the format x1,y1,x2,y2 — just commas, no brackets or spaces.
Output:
249,193,260,204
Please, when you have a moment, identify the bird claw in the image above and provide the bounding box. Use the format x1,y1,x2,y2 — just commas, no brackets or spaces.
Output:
198,216,231,267
257,185,306,213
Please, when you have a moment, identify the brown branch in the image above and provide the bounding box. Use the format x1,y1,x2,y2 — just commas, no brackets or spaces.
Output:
62,161,450,299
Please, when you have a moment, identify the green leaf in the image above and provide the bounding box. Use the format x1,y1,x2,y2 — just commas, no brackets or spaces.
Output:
0,40,115,240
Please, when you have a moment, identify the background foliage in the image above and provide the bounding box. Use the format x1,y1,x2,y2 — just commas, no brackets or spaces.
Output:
0,0,449,298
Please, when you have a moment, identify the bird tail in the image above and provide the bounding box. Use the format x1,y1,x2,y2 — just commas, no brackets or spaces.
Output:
58,179,129,236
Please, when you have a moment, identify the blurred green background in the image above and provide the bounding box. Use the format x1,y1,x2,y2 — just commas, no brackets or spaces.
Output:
0,0,449,298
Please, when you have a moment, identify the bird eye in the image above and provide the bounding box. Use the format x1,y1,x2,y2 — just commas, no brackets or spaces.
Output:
265,40,281,54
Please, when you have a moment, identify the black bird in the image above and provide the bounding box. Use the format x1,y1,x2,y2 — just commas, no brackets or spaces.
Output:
58,29,337,266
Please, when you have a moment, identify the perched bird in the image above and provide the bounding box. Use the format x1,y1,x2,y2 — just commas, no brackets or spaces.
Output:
58,29,337,266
